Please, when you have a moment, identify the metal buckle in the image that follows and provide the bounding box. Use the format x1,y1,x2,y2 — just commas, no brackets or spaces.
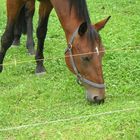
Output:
68,43,72,49
76,78,83,86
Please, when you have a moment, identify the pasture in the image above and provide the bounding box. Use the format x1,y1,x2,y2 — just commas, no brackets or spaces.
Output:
0,0,140,139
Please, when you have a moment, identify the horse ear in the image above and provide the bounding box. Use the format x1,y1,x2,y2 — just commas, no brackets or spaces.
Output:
78,22,88,36
93,16,111,32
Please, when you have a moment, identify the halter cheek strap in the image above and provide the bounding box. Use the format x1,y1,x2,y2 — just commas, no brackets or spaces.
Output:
65,28,105,89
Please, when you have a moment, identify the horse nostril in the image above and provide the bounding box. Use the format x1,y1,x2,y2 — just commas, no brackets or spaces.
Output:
93,96,104,105
93,96,98,101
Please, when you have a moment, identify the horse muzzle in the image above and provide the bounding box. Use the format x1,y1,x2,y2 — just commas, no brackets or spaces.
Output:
85,87,105,104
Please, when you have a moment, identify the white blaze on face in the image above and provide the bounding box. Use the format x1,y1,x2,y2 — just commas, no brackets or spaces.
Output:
95,47,99,56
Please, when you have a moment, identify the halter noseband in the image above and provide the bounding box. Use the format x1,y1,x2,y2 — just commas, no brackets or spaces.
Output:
65,28,105,89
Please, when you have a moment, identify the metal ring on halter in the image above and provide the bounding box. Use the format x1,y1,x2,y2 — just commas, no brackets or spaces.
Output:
76,78,83,86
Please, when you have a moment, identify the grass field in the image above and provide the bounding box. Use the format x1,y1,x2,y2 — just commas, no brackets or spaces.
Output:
0,0,140,139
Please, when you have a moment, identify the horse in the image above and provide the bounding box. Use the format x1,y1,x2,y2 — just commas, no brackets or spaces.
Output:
0,0,110,104
13,0,35,55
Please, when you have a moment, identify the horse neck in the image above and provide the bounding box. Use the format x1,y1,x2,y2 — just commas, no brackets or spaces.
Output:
52,1,85,43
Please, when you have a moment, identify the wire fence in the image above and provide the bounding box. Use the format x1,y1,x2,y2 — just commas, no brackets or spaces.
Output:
0,106,139,132
0,46,139,67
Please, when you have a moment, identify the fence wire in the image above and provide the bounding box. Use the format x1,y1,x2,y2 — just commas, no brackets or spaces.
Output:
0,46,139,67
0,106,139,132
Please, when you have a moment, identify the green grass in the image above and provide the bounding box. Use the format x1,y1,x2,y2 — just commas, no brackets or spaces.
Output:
0,0,140,139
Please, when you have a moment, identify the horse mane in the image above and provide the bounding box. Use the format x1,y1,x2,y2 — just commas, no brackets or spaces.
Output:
69,0,99,46
69,0,91,24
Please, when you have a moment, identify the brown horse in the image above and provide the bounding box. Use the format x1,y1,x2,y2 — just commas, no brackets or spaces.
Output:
12,0,35,55
0,0,110,104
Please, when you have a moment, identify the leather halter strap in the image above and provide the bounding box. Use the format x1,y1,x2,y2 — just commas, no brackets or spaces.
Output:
65,28,105,89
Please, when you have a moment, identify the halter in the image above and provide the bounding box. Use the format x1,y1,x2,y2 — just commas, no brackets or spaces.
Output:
65,28,105,89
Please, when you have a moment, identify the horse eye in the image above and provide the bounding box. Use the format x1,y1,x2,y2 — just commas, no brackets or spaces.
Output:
82,56,91,62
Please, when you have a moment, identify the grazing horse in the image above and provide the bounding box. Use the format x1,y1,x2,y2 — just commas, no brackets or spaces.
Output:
12,0,35,55
0,0,110,104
